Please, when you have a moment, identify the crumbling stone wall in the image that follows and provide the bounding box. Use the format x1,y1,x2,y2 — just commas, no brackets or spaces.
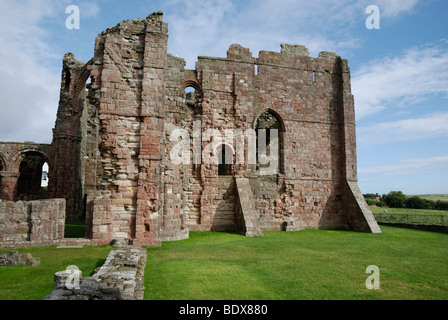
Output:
43,11,380,247
44,248,146,300
0,199,66,248
0,250,40,267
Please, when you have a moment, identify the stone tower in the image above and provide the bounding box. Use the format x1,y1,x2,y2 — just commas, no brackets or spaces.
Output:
49,12,380,247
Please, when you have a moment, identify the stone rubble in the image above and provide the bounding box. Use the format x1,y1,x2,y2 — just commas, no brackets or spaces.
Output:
44,247,147,300
0,250,40,267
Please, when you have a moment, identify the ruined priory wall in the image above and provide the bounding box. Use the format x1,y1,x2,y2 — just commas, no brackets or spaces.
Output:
85,19,157,244
254,49,350,230
187,45,351,231
0,199,66,248
84,14,188,245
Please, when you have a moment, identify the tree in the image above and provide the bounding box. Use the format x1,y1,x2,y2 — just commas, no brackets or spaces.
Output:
405,196,428,209
435,200,448,211
382,191,407,208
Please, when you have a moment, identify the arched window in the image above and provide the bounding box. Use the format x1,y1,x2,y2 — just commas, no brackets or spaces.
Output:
17,152,48,200
41,162,49,187
185,86,196,108
218,144,233,176
255,110,284,175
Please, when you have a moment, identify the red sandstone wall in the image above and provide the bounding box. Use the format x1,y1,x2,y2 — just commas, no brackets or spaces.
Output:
0,199,66,248
49,12,379,247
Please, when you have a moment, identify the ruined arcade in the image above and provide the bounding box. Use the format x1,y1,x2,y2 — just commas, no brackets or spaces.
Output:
0,12,380,248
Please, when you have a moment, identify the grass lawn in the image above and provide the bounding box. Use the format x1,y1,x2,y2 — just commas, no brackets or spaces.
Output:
145,226,448,300
64,220,87,238
1,226,447,300
0,245,112,300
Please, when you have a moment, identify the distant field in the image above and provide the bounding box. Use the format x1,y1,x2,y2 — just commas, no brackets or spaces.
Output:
370,207,448,226
370,207,448,216
413,194,448,202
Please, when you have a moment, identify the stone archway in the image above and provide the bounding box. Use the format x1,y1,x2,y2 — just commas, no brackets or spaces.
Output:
0,143,53,201
16,151,49,200
254,109,285,175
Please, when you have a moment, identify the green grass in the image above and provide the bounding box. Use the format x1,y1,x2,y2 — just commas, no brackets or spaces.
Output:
370,207,448,225
1,227,447,300
145,227,448,300
0,246,112,300
64,220,86,238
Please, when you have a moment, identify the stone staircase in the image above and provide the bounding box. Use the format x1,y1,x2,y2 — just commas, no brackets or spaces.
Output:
235,178,263,237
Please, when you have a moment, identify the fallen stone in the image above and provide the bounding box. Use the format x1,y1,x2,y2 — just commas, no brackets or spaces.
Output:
0,250,40,267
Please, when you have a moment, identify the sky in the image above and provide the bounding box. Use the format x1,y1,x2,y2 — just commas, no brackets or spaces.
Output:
0,0,447,195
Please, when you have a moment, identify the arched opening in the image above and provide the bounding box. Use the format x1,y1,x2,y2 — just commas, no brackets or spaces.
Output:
255,110,285,175
72,71,97,238
41,162,49,187
16,151,49,200
217,144,233,176
185,86,196,108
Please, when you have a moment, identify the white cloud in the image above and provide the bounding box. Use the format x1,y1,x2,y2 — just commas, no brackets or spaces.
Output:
0,0,428,143
376,0,419,18
163,0,425,69
359,155,448,177
352,40,448,119
0,0,62,143
357,111,448,145
164,0,359,67
79,2,101,18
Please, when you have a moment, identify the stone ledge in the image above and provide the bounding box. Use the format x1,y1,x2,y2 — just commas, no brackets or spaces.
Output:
0,250,40,267
44,247,147,300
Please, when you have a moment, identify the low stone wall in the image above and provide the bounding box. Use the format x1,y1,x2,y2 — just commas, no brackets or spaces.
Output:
44,248,147,300
0,199,66,248
0,250,40,266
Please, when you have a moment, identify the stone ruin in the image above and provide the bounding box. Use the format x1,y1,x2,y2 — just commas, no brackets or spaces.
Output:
0,11,380,249
44,247,146,300
0,250,40,267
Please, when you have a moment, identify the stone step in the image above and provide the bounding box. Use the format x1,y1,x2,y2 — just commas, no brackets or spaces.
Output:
57,238,91,248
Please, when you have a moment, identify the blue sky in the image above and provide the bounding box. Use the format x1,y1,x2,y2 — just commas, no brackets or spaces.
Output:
0,0,447,195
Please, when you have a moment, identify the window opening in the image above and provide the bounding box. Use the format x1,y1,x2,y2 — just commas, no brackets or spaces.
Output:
218,144,233,176
255,110,283,174
185,86,196,108
41,162,49,187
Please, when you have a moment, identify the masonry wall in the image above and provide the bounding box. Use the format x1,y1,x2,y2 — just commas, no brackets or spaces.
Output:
47,12,379,247
0,142,53,202
0,199,66,248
